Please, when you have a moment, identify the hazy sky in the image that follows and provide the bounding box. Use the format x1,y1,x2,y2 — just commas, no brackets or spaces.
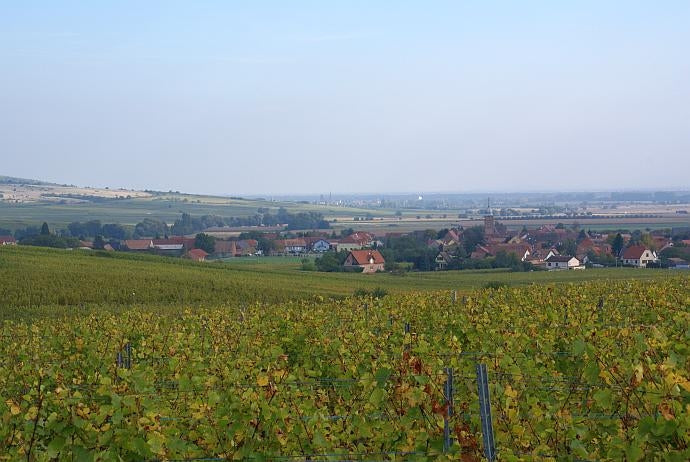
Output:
1,1,689,195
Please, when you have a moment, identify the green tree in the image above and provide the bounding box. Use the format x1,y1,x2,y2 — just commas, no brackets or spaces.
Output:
611,233,624,256
40,222,50,235
461,226,485,254
194,233,216,254
93,235,105,250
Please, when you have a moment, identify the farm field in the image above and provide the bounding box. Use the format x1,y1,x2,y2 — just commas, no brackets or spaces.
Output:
0,278,688,460
0,246,679,319
0,193,381,230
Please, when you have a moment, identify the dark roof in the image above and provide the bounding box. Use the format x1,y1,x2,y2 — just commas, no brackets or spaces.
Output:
545,255,577,263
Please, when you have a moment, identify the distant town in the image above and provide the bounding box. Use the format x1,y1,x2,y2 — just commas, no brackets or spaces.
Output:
3,202,689,274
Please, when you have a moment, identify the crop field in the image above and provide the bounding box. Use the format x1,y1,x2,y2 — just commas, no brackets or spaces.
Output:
0,278,688,460
0,193,379,230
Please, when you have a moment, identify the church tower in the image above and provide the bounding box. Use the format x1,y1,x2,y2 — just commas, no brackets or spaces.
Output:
484,198,495,237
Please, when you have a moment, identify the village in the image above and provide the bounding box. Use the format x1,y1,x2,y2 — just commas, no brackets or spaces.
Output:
2,207,688,274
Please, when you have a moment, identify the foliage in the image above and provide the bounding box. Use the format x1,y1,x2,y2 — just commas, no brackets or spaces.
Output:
300,258,316,271
462,226,485,254
353,287,388,298
194,233,216,254
20,234,81,249
314,251,348,272
0,279,688,459
133,218,169,239
610,233,625,256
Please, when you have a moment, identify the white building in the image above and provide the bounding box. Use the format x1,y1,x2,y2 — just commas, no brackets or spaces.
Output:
545,255,583,270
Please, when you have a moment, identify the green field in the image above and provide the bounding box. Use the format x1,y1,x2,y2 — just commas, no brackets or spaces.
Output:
0,246,682,320
0,194,382,230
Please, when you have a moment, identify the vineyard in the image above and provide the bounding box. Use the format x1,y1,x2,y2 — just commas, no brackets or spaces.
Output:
1,278,689,460
0,246,673,321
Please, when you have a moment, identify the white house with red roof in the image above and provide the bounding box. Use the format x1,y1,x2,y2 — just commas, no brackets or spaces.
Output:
0,235,16,245
620,246,658,267
343,250,385,273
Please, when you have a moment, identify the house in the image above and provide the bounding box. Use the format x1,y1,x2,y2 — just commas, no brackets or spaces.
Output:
153,237,196,251
123,239,154,251
186,248,209,262
470,244,492,259
435,251,454,270
336,232,375,251
621,246,658,267
309,238,332,252
0,235,16,245
343,250,385,273
545,255,583,270
213,240,237,258
278,238,308,254
235,239,257,256
491,243,531,262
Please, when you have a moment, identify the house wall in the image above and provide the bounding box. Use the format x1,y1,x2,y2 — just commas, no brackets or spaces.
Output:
337,243,363,252
361,263,385,273
312,241,330,252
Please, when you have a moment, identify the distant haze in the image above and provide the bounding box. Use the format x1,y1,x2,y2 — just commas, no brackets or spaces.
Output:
1,2,689,195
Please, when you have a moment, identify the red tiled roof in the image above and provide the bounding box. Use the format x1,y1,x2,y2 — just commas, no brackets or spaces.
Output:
0,235,16,244
341,232,374,245
187,248,209,260
621,245,649,259
348,250,385,265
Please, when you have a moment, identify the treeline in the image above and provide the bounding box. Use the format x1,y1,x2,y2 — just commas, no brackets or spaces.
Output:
168,209,329,235
1,208,331,242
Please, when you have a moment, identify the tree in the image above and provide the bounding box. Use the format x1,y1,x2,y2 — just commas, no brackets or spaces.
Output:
558,239,577,257
611,233,624,256
93,235,105,250
194,233,216,254
40,222,50,235
461,226,485,254
134,219,169,238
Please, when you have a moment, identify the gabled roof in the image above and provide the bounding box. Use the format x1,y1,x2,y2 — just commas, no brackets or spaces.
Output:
348,250,385,265
0,235,16,243
187,248,209,260
545,255,577,263
621,245,650,259
279,238,307,247
341,232,375,245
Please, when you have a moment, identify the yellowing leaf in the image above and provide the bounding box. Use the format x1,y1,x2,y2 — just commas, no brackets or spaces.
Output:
257,374,269,387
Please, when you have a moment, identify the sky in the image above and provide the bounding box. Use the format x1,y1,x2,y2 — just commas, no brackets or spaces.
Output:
1,1,689,195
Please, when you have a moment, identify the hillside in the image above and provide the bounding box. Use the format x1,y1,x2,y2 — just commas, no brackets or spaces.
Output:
0,245,681,320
